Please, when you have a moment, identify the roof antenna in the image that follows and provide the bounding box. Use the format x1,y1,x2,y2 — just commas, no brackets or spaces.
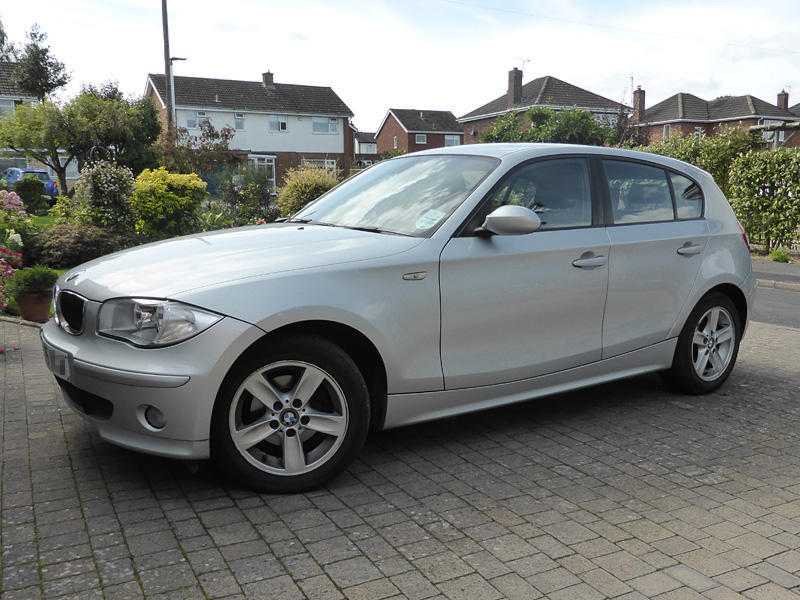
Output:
515,57,531,72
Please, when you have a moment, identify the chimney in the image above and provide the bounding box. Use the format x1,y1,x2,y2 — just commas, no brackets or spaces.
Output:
632,86,646,123
507,67,522,109
262,71,274,88
777,89,789,111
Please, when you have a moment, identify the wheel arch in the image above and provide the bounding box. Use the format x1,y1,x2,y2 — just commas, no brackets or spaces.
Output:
672,279,750,340
220,319,389,432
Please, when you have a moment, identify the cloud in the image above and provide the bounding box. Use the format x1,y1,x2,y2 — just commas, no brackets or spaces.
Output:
1,0,798,129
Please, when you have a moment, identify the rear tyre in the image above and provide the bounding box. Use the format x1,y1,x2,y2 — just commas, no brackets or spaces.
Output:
211,334,370,493
667,292,741,395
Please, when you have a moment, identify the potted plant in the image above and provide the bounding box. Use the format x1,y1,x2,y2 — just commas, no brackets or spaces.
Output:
5,266,59,323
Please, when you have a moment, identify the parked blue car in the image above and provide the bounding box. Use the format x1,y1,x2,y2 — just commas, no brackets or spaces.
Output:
3,167,58,196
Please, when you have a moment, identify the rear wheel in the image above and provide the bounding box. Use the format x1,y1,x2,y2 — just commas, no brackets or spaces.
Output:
211,335,369,492
667,292,741,394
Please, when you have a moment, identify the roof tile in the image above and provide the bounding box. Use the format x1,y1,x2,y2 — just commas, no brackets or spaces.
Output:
389,109,461,133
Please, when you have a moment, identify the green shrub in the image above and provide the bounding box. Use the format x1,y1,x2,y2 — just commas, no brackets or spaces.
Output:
14,175,49,215
26,223,130,268
276,166,338,217
0,177,7,190
219,164,275,224
198,199,236,232
5,265,59,300
49,194,92,225
130,167,207,239
729,149,800,252
72,161,134,231
638,128,759,195
769,247,791,263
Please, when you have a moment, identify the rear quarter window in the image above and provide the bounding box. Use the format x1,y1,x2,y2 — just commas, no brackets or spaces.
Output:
603,160,674,224
669,172,703,219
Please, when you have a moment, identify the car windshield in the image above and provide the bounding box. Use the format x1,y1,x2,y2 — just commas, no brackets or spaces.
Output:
294,155,499,237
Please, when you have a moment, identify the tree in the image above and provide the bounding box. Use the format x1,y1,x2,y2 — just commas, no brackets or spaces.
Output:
63,86,161,174
160,121,241,178
480,107,614,145
0,18,16,62
12,25,68,100
0,101,75,192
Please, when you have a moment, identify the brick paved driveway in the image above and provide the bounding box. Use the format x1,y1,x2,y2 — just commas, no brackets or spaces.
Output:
2,320,800,600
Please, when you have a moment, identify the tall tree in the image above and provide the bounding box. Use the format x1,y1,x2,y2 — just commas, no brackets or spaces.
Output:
0,101,75,191
64,86,161,173
12,25,68,100
0,18,16,62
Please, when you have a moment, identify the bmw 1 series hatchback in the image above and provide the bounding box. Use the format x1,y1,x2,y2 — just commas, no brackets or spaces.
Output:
42,144,755,492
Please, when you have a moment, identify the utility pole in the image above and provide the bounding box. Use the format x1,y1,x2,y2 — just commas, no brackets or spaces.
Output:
162,0,173,132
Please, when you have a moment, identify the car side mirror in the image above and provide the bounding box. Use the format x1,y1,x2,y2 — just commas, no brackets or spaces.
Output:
481,205,541,236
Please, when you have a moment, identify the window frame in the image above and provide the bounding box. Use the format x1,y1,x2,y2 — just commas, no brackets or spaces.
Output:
312,116,339,134
597,156,705,227
234,112,245,130
455,155,606,237
415,133,428,144
268,115,288,133
248,154,277,192
444,134,461,147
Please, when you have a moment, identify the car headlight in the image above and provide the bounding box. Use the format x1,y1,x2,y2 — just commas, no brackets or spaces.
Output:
97,298,222,347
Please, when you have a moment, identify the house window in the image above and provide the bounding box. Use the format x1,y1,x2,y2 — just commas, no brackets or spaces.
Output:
234,112,245,130
760,119,786,143
313,117,338,134
444,134,460,147
393,136,398,149
662,124,671,139
302,158,337,171
248,155,276,192
415,134,427,144
268,115,288,132
187,111,209,129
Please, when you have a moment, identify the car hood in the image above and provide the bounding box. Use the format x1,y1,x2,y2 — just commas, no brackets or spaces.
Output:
60,223,421,302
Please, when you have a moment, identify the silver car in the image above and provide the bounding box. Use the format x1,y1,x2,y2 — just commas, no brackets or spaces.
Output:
42,144,755,492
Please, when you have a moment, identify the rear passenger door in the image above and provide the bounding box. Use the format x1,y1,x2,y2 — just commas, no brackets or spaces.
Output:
601,159,708,357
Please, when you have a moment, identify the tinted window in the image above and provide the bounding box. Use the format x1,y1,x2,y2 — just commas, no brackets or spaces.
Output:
476,158,592,231
670,172,703,219
604,160,674,224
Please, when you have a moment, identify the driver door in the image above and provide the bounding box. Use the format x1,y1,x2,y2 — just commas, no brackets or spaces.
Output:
439,157,610,389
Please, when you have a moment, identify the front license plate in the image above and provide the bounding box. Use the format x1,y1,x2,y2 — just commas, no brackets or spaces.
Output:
42,341,71,381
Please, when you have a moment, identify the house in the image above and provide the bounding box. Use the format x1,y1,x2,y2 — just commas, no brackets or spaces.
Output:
353,130,377,167
459,68,629,143
146,71,354,189
375,109,462,154
633,87,800,146
0,62,80,186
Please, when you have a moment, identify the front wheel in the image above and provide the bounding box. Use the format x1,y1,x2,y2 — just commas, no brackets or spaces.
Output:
211,335,370,492
667,292,742,395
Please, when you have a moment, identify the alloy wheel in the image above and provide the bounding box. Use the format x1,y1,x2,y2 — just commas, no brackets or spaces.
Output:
691,306,735,382
228,360,349,475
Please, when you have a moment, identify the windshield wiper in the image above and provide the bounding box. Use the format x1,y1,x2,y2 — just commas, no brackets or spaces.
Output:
336,224,411,236
282,217,314,224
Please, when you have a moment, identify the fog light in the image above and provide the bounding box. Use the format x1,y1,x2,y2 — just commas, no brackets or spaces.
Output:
144,406,166,429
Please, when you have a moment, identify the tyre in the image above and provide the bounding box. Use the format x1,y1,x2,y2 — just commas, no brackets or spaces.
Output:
211,334,370,492
667,292,742,395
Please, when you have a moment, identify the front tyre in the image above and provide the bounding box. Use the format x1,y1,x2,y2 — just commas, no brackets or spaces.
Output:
211,335,370,492
667,292,742,395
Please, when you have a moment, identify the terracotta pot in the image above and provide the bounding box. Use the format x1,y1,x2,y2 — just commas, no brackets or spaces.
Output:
17,292,51,323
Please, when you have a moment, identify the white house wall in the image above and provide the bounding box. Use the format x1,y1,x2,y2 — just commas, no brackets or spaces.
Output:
176,107,344,153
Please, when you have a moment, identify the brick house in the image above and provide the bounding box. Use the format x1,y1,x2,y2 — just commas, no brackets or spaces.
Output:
375,109,462,154
633,87,800,147
458,68,629,144
146,71,354,189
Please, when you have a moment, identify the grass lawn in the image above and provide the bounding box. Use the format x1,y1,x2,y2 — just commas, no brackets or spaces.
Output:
32,214,56,229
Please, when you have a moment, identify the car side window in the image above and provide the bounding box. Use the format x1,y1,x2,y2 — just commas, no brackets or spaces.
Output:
670,172,703,219
472,158,593,231
603,160,674,224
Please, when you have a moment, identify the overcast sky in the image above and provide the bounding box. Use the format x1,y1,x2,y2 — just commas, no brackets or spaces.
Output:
2,0,799,130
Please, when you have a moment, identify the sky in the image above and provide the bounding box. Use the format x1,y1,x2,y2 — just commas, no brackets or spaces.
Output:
2,0,799,131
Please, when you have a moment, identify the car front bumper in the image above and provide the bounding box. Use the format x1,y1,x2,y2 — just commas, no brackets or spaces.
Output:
41,311,264,460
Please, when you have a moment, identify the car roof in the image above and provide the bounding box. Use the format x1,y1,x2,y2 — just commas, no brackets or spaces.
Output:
412,143,708,180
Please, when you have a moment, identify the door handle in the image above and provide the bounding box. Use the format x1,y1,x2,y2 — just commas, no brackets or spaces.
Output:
676,242,703,256
572,252,607,269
